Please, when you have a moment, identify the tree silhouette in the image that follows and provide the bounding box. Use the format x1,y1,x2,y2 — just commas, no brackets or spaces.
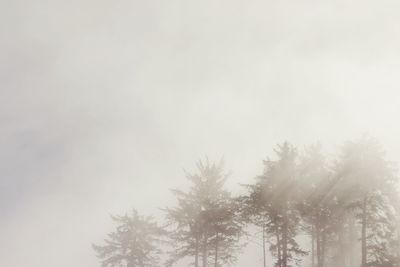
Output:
334,137,398,267
165,159,244,267
93,209,165,267
92,138,400,267
245,142,307,267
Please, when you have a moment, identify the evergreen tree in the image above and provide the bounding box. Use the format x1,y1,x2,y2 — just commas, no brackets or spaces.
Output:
93,209,165,267
246,142,307,267
334,137,398,267
165,159,244,267
297,144,335,267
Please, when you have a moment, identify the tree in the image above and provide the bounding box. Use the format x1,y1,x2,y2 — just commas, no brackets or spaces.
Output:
246,142,307,267
205,196,245,266
334,137,398,267
93,209,165,267
297,144,334,267
165,159,244,267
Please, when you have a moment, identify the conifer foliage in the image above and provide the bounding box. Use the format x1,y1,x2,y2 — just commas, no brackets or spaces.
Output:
165,159,244,267
93,210,165,267
93,138,400,267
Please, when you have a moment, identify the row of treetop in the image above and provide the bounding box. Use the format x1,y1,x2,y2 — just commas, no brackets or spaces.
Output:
93,136,400,267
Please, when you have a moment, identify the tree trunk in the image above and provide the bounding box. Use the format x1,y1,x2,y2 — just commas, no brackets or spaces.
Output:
277,231,281,267
263,225,267,267
195,233,199,267
311,225,315,267
347,218,358,267
316,223,321,267
337,224,346,267
282,201,288,267
361,196,368,267
397,223,400,267
315,214,326,267
282,222,287,267
214,232,218,267
321,229,326,267
203,236,208,267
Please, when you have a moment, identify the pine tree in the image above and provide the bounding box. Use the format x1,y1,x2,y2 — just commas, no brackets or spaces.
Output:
93,209,165,267
334,137,398,267
297,144,335,267
246,142,307,267
165,159,244,267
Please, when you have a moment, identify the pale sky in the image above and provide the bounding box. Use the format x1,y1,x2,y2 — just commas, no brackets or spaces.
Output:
2,0,400,266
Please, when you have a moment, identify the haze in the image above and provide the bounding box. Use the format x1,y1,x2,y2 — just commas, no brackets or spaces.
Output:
1,0,400,266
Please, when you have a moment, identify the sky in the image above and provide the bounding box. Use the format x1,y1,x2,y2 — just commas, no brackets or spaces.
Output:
2,0,400,266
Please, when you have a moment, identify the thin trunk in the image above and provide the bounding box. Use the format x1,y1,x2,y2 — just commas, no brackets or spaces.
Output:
277,231,281,267
282,225,287,267
195,233,199,267
282,227,287,267
321,230,326,267
263,225,267,267
361,196,368,267
311,225,315,267
282,202,288,267
337,224,346,267
315,212,326,267
348,216,356,267
397,224,400,267
202,236,208,267
214,232,218,267
316,224,321,267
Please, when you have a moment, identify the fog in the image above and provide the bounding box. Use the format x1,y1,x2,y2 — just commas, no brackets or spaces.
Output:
2,1,400,266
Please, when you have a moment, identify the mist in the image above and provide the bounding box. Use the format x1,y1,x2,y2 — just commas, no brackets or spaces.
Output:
2,0,400,266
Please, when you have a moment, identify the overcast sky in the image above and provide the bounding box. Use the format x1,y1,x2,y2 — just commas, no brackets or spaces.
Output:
2,0,400,266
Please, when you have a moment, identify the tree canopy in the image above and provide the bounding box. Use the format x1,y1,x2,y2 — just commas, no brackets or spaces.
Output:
93,138,400,267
